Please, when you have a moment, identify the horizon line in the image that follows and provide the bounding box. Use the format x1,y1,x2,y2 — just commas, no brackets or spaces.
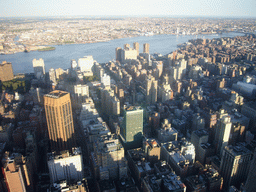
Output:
1,15,256,19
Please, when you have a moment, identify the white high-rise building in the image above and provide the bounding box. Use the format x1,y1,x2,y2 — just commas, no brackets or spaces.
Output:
78,56,94,72
71,59,78,69
74,84,89,105
101,73,111,88
49,68,57,84
74,84,89,97
47,148,83,183
214,110,232,155
33,58,45,79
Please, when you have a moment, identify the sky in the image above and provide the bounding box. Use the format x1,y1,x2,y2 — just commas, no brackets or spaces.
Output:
0,0,255,18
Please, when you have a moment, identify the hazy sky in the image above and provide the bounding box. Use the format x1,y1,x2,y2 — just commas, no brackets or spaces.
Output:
0,0,255,18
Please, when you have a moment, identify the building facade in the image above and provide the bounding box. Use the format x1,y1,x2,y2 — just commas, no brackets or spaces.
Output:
47,148,83,183
121,106,143,149
0,61,14,82
44,90,76,152
220,144,253,189
32,58,45,79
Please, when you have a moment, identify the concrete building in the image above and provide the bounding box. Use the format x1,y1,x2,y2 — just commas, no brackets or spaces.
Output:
44,90,76,153
51,180,88,192
121,47,137,63
245,148,256,192
158,119,178,142
100,87,120,116
32,58,45,79
143,138,161,164
220,143,253,190
71,59,78,69
49,68,57,85
143,43,149,54
47,148,83,183
78,56,94,73
2,160,26,192
133,42,139,56
146,75,158,104
0,61,14,82
91,134,127,180
115,47,122,62
74,84,89,105
191,129,208,162
214,109,232,155
159,82,173,102
100,73,111,88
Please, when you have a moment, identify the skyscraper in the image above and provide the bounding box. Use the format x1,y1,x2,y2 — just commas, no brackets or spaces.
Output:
116,47,122,62
133,42,139,56
220,144,252,190
146,75,158,104
245,148,256,192
49,68,57,85
33,58,45,79
44,90,76,153
121,106,143,149
214,109,232,155
143,43,149,53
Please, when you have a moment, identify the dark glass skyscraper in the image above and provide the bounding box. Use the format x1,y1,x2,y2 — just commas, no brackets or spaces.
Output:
121,106,143,149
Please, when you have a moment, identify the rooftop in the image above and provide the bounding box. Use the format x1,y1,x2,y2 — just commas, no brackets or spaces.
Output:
45,90,68,99
225,143,252,156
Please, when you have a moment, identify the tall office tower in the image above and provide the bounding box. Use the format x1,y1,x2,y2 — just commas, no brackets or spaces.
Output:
214,110,232,155
121,106,143,149
179,59,187,73
116,47,122,62
71,59,77,69
191,129,208,163
133,42,139,56
32,58,45,79
143,43,149,53
100,87,120,116
78,55,94,73
47,148,83,183
49,68,57,85
92,134,127,180
170,66,178,81
146,75,158,104
245,148,256,192
0,61,14,81
44,90,76,153
220,144,253,190
94,62,104,80
124,43,130,49
152,61,163,78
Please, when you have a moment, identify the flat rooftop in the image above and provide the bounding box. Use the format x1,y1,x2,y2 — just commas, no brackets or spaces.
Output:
45,90,68,99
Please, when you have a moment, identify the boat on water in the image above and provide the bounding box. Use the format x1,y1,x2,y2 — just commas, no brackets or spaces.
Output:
24,48,30,53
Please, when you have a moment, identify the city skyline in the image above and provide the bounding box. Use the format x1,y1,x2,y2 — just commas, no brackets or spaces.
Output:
0,0,256,18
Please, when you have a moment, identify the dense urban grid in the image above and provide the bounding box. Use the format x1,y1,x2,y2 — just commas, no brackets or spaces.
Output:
0,17,256,192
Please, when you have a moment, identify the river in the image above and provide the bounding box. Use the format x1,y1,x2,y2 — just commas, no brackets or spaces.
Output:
0,32,242,75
